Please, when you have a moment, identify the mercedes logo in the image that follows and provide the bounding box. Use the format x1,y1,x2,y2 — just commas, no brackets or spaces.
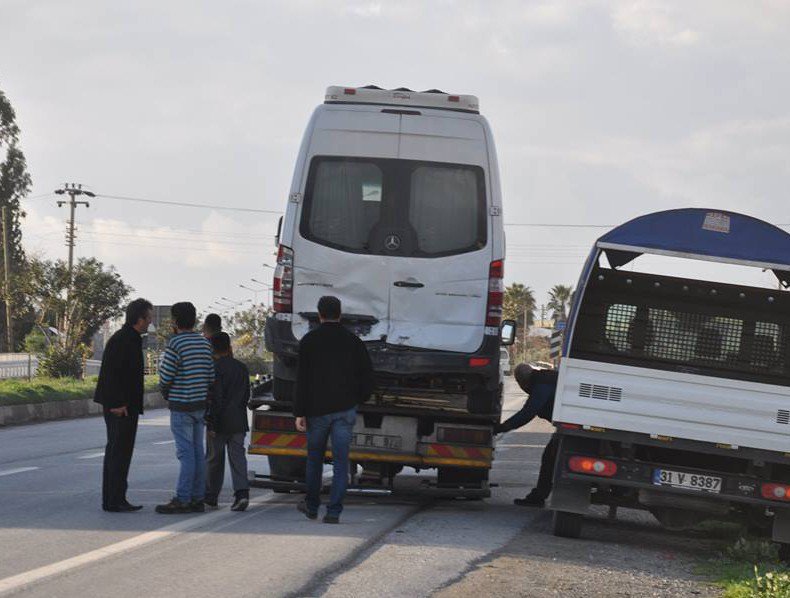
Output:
384,234,401,251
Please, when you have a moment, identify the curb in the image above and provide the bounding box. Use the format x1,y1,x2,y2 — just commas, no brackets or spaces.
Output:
0,392,165,427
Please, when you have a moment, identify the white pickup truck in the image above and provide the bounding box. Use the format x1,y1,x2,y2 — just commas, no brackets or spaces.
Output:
549,209,790,558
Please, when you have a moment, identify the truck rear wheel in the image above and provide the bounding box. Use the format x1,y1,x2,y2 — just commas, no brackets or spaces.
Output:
437,467,488,488
268,455,306,484
553,511,583,538
272,377,294,402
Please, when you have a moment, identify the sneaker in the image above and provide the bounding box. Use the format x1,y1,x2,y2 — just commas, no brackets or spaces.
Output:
323,514,340,524
231,496,249,512
513,489,546,508
204,500,219,510
297,500,317,520
190,500,206,513
155,497,191,514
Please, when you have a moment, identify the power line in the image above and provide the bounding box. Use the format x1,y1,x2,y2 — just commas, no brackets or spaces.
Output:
95,193,283,215
504,222,614,228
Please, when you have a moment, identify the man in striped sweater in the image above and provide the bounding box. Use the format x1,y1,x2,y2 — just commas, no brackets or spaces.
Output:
156,302,215,514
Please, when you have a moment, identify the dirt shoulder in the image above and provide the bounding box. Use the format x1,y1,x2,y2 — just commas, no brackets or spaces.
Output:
435,505,724,597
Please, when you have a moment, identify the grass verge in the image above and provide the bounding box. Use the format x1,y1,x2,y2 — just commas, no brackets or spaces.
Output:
697,533,790,597
0,376,160,406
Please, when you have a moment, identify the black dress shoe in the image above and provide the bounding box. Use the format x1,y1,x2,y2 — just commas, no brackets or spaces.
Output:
120,501,143,511
513,489,546,508
104,504,141,513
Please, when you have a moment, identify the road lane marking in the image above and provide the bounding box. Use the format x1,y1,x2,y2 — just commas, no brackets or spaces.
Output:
77,452,105,459
0,497,278,595
152,440,175,445
0,467,40,477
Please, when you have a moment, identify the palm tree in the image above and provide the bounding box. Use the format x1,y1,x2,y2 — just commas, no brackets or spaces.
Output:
548,284,574,323
503,283,536,330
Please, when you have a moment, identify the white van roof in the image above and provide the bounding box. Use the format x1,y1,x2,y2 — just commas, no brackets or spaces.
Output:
325,85,480,114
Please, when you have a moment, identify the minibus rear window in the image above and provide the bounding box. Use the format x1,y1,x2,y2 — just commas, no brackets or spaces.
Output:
300,156,486,257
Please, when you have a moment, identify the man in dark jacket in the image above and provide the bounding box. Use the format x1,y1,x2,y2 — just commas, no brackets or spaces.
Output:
204,332,251,512
294,296,374,524
494,363,559,508
93,298,153,512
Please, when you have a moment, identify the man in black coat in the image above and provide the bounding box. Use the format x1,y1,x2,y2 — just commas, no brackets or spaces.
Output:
94,298,153,512
294,296,374,524
494,363,560,508
204,332,251,511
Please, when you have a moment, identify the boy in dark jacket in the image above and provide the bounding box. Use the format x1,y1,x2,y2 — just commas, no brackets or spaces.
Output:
204,332,251,511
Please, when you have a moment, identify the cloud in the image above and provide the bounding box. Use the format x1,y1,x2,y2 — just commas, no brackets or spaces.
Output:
611,1,700,47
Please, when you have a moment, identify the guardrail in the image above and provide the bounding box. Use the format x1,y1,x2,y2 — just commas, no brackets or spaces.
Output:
0,356,103,380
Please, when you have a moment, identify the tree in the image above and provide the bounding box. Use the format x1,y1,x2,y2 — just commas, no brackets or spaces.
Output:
227,303,272,374
0,89,32,351
547,284,574,322
503,283,536,366
24,257,132,376
503,283,536,330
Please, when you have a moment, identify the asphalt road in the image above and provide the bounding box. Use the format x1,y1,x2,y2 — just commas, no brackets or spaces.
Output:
0,379,716,597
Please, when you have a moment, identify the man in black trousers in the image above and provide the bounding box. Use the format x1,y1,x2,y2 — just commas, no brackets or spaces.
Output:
94,298,153,512
494,363,560,508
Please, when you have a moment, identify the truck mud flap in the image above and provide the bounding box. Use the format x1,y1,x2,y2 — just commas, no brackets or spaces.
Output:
549,480,592,514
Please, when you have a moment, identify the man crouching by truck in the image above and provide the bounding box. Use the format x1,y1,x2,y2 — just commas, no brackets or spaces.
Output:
294,296,374,524
494,363,559,508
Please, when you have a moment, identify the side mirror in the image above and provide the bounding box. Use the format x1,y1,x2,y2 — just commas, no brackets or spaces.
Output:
500,319,517,346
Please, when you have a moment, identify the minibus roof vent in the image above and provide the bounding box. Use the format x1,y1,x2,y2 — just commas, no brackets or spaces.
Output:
325,85,480,114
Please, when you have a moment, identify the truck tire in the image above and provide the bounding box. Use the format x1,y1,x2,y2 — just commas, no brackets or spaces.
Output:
273,377,294,402
437,467,488,487
268,455,306,482
553,511,583,538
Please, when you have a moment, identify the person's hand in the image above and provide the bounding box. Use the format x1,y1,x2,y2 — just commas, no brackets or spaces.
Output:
295,417,307,432
109,406,128,417
207,429,216,438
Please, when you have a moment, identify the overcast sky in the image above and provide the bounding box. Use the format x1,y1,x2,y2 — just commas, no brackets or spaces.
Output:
2,0,789,317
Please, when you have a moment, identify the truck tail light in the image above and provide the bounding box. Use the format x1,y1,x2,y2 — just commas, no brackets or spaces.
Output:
568,456,617,477
761,483,790,501
469,357,490,367
254,414,296,431
437,427,492,445
273,245,294,314
485,260,504,327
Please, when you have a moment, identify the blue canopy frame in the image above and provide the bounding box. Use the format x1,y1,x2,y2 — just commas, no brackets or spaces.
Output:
561,209,790,356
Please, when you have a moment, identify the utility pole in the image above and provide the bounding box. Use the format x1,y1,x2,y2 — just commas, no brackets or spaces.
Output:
54,184,94,337
1,206,13,351
523,301,529,363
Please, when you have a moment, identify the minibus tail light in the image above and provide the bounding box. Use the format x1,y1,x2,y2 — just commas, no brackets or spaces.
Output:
486,260,504,327
273,245,294,313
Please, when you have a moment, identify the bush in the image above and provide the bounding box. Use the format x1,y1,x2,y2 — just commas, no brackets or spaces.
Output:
37,344,88,378
744,565,790,598
22,328,48,354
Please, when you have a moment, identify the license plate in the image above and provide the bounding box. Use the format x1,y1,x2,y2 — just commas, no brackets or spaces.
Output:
353,433,402,451
653,468,722,493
